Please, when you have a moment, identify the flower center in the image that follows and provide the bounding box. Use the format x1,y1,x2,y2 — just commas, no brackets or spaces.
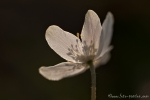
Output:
67,39,97,63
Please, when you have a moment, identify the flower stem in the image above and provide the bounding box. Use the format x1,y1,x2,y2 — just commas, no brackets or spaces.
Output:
89,62,96,100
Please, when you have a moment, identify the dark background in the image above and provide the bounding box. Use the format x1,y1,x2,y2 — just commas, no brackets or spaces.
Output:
0,0,150,100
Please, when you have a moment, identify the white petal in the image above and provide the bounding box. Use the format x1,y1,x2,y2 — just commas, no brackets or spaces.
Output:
46,25,83,63
94,52,111,68
39,62,88,81
81,10,102,52
97,12,114,58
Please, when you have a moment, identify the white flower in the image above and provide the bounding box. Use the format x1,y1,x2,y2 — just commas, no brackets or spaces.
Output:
39,10,114,81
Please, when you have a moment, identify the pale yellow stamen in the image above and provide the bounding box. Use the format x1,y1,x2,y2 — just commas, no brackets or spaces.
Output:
76,33,82,38
76,33,80,38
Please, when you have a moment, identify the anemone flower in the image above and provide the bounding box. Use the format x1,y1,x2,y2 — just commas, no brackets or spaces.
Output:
39,10,114,100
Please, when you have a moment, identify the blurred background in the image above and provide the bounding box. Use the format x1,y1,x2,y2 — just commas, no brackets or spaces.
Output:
0,0,150,100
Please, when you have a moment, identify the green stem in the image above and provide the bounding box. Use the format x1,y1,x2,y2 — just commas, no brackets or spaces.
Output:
89,62,96,100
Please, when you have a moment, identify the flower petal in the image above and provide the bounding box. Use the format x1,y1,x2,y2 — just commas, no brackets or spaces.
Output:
94,52,111,68
81,10,102,52
46,25,83,63
97,12,114,58
39,62,88,81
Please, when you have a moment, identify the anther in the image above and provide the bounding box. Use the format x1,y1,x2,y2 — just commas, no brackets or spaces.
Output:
76,33,80,38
